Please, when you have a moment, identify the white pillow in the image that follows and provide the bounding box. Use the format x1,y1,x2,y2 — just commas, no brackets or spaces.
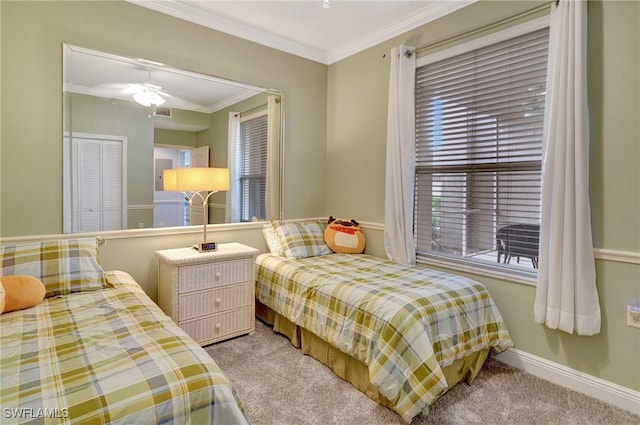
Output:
262,223,284,256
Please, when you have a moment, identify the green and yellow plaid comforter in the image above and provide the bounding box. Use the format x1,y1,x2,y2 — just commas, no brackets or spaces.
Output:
0,271,249,425
255,253,513,423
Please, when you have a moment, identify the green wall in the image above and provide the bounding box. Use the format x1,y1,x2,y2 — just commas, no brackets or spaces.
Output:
326,0,640,392
155,129,197,147
1,0,638,399
0,0,327,236
154,109,211,138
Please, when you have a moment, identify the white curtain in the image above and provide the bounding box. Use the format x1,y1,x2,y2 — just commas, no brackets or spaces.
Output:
226,112,240,223
384,45,416,266
266,95,281,220
534,0,600,335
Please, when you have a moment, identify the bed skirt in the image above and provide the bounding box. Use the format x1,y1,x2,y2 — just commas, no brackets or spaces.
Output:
255,299,489,414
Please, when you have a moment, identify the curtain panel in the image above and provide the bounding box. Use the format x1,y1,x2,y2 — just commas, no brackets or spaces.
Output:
384,45,417,266
226,112,241,223
534,0,600,335
266,95,281,220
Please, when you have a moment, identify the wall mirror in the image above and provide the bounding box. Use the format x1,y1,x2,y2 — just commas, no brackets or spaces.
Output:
62,43,283,233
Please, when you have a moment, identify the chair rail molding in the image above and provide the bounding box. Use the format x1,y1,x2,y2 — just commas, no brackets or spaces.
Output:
593,248,640,265
3,219,639,267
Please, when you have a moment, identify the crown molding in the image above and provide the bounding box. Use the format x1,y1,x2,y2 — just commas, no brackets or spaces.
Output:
127,0,328,63
127,0,477,65
327,0,477,63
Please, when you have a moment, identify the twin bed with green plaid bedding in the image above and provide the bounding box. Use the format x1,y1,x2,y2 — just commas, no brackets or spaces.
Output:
255,253,513,423
0,270,249,425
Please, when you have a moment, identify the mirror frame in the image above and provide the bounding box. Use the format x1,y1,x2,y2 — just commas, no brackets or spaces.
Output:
62,42,285,234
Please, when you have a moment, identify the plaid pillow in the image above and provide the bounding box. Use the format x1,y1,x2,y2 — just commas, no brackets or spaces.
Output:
0,238,107,298
273,220,332,259
262,223,284,256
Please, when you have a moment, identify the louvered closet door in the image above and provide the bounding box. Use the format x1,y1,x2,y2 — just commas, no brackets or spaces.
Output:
71,136,125,232
77,139,102,232
101,140,124,230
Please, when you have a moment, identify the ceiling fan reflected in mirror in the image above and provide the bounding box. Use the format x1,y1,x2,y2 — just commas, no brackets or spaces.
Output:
92,68,171,108
128,83,167,107
65,43,274,115
128,69,168,107
91,77,208,112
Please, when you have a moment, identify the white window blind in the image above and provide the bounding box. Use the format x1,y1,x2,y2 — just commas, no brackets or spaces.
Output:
414,27,549,275
238,113,268,222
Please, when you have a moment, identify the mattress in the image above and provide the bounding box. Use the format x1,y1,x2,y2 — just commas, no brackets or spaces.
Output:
0,270,249,425
255,252,513,423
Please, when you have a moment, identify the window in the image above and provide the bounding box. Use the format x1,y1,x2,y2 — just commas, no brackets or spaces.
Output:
237,112,268,222
414,24,549,275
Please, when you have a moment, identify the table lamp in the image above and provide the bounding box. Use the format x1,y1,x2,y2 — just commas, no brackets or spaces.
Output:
163,167,230,252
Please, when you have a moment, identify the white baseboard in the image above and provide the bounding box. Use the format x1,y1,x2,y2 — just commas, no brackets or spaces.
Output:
495,348,640,416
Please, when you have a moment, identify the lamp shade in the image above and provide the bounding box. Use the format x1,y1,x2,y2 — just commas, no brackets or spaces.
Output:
162,169,178,191
175,167,230,192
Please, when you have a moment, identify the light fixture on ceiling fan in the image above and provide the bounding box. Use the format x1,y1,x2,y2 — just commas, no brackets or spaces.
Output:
131,83,166,107
323,0,330,9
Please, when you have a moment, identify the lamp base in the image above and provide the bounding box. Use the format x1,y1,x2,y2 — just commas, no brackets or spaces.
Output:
193,242,218,252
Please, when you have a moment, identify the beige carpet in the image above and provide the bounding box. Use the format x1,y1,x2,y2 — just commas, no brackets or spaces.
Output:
206,320,639,425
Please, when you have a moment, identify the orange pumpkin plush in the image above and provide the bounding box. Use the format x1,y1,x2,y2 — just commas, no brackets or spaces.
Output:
0,275,46,313
324,216,366,254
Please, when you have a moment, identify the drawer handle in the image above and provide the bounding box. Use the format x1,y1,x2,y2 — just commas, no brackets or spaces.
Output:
215,323,221,331
214,272,221,280
215,297,221,304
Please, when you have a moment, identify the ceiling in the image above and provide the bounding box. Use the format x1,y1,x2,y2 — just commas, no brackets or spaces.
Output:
128,0,477,64
64,44,271,130
65,1,478,128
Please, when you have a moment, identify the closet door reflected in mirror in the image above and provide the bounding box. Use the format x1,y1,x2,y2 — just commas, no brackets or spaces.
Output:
63,133,127,233
62,43,284,233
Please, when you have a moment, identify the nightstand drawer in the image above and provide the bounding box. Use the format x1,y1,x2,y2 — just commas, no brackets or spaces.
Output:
157,243,259,346
178,282,252,321
178,258,252,293
180,307,253,345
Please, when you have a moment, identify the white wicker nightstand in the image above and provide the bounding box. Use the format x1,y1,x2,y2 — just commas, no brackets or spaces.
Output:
156,242,260,346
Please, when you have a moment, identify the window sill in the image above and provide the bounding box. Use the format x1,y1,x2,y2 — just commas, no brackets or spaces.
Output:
416,254,537,287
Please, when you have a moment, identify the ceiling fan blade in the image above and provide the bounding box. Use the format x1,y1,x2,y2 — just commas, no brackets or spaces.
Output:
123,83,144,94
93,82,132,92
142,82,163,91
